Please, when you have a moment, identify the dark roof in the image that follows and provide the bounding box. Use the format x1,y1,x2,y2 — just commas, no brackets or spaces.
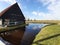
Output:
0,3,17,16
0,3,25,19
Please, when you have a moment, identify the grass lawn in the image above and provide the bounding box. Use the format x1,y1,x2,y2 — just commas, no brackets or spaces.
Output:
32,25,60,45
0,24,26,32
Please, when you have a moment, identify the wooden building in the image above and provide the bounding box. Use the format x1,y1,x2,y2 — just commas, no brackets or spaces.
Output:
0,3,25,45
0,3,25,27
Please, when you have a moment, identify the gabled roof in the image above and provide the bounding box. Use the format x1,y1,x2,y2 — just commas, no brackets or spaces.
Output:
0,3,17,16
0,3,25,19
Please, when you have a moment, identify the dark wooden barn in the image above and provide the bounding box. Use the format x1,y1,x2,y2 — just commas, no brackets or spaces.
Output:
0,3,25,45
0,3,25,27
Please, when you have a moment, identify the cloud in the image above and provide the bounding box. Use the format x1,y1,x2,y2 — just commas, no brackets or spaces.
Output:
32,11,38,15
37,0,56,6
0,0,16,5
32,11,58,20
32,0,60,20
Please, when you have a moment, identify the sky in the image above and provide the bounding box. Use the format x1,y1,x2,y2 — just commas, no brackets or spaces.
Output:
0,0,60,20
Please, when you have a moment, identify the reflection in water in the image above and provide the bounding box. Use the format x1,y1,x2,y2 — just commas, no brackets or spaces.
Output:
21,23,46,45
0,26,25,45
0,23,47,45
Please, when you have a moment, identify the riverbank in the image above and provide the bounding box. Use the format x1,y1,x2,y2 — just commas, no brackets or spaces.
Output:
0,24,26,33
32,24,60,45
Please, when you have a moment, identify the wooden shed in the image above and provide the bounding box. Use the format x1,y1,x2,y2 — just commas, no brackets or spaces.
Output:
0,3,25,45
0,3,25,27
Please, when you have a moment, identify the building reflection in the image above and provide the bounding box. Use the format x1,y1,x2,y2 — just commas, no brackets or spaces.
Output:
0,26,25,45
0,2,26,45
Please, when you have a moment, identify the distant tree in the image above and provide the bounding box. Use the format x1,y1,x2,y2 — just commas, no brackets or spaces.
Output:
34,19,36,21
27,18,30,21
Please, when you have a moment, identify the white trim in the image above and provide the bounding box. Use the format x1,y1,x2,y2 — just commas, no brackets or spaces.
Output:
0,19,2,26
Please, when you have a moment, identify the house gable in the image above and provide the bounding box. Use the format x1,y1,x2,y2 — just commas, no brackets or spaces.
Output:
0,3,25,20
0,3,25,26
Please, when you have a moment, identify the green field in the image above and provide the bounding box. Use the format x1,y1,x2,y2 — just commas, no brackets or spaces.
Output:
26,20,60,24
0,24,26,32
32,25,60,45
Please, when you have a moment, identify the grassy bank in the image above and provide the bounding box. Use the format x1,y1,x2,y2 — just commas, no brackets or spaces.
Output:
32,25,60,45
0,24,26,32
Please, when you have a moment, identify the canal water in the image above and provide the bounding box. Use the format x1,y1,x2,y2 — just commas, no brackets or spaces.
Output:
0,23,47,45
21,23,47,45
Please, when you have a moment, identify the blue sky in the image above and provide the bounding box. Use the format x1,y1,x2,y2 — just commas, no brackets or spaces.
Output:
0,0,60,20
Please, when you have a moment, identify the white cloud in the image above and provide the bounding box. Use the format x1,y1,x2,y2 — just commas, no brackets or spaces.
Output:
0,0,16,5
33,0,60,20
32,10,60,20
32,11,38,15
38,0,56,6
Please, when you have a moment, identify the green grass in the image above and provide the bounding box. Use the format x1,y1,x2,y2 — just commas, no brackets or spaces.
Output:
32,25,60,45
0,24,26,32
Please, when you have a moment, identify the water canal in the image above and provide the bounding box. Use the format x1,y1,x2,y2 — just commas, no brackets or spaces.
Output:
0,23,47,45
21,23,47,45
